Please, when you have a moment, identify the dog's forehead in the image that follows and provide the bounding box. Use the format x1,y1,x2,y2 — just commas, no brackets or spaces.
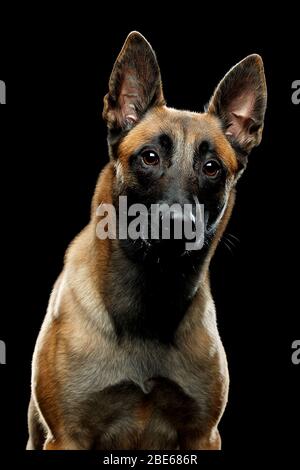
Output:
119,107,238,172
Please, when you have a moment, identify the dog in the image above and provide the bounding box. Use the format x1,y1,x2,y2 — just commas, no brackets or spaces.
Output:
27,31,267,450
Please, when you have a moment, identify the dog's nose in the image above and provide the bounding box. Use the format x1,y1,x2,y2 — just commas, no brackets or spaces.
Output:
170,208,196,226
160,206,196,240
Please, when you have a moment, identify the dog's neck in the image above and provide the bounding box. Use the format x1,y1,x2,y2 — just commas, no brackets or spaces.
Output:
102,239,210,343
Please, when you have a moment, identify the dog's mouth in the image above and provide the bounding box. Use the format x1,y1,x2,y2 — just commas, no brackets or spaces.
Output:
117,202,207,258
97,195,222,258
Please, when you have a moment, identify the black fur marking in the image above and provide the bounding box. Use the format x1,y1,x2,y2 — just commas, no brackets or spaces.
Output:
130,133,173,164
106,135,229,342
127,133,174,190
104,241,208,344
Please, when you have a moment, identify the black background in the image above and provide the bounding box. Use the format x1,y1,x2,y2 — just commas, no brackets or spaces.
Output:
0,8,299,467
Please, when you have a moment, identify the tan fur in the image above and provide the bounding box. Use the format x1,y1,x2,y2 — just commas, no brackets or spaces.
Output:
119,107,238,173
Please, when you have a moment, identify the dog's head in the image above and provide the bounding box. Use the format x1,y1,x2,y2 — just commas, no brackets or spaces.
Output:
102,32,267,257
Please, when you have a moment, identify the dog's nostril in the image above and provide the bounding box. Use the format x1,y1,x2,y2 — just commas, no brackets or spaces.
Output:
158,210,196,240
171,211,196,227
189,212,196,232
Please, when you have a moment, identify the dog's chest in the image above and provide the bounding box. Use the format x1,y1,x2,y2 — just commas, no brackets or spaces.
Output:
76,346,202,449
72,339,174,394
90,376,202,450
65,339,213,449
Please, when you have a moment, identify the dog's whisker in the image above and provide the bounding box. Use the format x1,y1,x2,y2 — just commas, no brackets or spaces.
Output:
223,236,236,249
226,233,240,244
221,239,234,255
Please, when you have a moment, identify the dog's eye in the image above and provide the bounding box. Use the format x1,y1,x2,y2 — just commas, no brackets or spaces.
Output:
141,150,160,166
203,160,221,178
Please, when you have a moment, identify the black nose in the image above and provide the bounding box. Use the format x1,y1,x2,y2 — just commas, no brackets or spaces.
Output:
159,206,196,241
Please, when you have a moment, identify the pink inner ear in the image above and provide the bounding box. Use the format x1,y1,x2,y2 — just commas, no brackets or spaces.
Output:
119,72,139,125
225,91,256,139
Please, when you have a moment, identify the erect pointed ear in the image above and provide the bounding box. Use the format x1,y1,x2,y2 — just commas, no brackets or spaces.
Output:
207,54,267,155
103,31,165,131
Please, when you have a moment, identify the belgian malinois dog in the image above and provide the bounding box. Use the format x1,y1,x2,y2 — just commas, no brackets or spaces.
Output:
27,31,267,450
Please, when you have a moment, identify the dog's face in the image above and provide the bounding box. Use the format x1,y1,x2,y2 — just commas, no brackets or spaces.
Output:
103,32,267,255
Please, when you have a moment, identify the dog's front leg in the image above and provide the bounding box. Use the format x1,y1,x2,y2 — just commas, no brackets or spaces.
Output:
180,428,221,450
31,294,96,451
35,399,92,450
197,429,221,450
44,437,85,450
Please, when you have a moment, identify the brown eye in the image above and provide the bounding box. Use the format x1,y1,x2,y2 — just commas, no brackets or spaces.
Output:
142,150,160,166
203,160,221,178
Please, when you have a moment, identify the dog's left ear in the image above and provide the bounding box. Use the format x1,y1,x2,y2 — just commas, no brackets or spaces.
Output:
103,31,165,131
208,54,267,155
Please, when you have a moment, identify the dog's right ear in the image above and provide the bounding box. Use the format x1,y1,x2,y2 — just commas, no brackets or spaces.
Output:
103,32,165,131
